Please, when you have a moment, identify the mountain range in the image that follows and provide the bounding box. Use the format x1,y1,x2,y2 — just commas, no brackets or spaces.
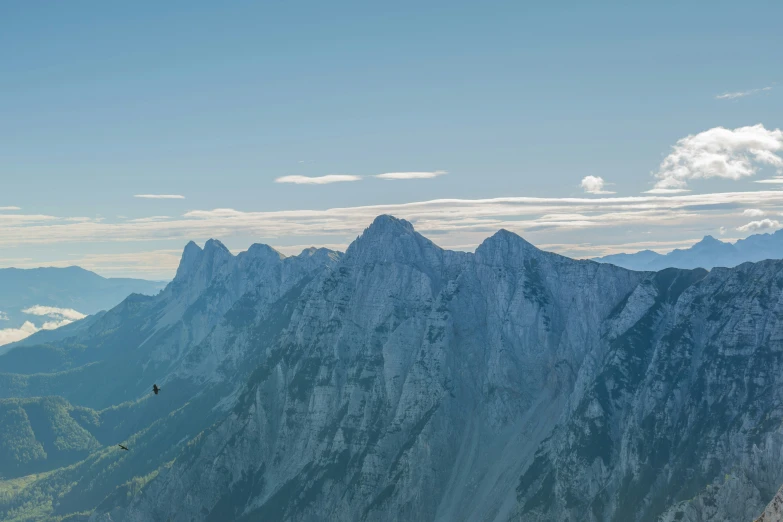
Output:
0,266,166,351
594,229,783,271
1,216,782,521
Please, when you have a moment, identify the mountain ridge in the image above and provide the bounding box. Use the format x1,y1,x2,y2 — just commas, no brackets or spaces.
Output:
1,216,782,521
595,228,783,271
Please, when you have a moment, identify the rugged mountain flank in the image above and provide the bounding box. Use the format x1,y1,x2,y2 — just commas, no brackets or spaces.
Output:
4,216,783,521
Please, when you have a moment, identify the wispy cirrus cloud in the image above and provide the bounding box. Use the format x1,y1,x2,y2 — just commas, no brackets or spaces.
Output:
715,86,772,100
0,206,21,211
375,170,447,180
650,124,783,192
276,171,448,184
3,190,783,278
134,194,186,199
0,190,782,246
580,176,615,195
755,176,783,184
275,175,362,184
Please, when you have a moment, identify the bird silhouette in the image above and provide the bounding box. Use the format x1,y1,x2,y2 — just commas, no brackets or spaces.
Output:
118,444,129,451
153,384,160,395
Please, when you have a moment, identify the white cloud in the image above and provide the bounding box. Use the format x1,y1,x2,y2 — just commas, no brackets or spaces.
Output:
580,176,615,194
0,306,87,346
715,86,772,100
375,170,447,180
134,194,186,199
651,124,783,191
719,226,728,235
0,311,7,321
21,305,87,322
275,175,362,185
5,190,783,249
0,321,39,346
0,214,58,223
9,190,783,278
755,176,783,184
742,208,766,217
0,206,21,211
643,188,691,194
737,218,781,232
127,216,172,223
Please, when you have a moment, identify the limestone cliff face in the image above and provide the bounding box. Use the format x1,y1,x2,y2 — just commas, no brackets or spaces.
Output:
90,216,783,522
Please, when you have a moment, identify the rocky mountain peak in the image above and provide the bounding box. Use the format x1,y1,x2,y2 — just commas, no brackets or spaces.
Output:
344,215,441,267
173,239,232,284
363,214,416,238
174,241,204,281
474,228,541,265
241,243,285,263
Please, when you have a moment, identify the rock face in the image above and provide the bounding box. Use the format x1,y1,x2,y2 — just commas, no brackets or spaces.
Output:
756,484,783,521
4,215,783,522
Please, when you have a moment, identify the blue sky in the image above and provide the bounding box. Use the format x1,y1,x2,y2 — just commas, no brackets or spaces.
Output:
1,1,782,279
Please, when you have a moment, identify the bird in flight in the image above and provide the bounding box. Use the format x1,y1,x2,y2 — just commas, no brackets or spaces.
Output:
118,444,129,451
153,384,160,395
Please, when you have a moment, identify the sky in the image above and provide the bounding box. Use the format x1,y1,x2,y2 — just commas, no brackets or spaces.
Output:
1,1,782,280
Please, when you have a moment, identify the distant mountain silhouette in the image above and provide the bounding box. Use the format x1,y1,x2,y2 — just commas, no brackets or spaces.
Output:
594,229,783,270
0,266,166,350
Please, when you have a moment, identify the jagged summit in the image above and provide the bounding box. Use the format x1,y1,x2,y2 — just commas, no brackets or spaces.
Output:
175,241,206,280
174,239,232,282
364,214,416,236
203,238,230,255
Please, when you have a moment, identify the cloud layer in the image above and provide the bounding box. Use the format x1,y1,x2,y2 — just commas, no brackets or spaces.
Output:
275,175,362,184
0,306,87,346
651,124,783,191
134,194,186,199
276,171,448,184
376,171,447,180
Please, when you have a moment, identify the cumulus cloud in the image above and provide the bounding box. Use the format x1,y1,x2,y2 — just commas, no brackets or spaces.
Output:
651,124,783,191
134,194,186,199
737,219,781,232
580,176,615,194
376,171,447,180
742,208,766,217
22,305,86,322
715,86,772,100
0,321,39,346
275,175,362,185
